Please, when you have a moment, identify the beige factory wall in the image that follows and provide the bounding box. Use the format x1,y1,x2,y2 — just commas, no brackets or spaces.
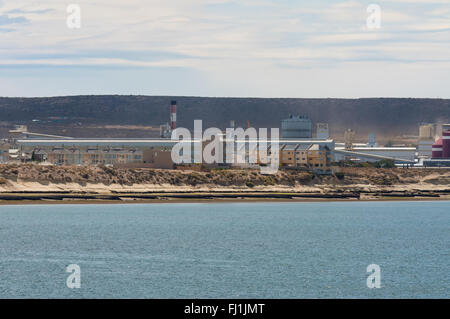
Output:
142,149,174,169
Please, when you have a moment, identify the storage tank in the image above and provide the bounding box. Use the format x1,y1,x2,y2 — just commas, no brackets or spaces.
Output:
443,130,450,158
281,114,312,138
418,124,435,158
432,138,443,159
368,133,377,147
419,124,435,139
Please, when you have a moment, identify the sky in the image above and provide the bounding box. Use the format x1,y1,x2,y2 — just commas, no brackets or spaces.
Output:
0,0,449,98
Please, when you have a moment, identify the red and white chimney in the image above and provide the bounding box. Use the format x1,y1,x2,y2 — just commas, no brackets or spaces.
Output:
170,100,177,130
432,138,443,159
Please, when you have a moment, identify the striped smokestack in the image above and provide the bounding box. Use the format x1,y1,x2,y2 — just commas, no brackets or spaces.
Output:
432,138,443,159
170,100,177,130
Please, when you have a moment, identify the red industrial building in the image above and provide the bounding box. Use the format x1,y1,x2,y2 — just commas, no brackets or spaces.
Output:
443,130,450,158
427,130,450,166
432,130,450,159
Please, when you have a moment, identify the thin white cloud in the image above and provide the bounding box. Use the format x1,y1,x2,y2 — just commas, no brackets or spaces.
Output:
0,0,449,97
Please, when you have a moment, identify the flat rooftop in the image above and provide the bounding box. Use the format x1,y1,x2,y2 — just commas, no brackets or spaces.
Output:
336,146,416,151
17,138,334,145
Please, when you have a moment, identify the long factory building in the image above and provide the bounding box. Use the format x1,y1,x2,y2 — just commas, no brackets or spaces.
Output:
7,136,336,169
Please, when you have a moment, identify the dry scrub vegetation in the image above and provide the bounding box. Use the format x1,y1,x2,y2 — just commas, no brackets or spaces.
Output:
0,164,448,188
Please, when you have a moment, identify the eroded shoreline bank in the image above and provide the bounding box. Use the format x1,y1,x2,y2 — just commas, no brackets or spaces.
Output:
0,165,449,205
1,189,449,205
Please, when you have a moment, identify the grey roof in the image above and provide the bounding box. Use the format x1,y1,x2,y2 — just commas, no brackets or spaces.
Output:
335,146,415,151
282,144,297,151
296,144,311,150
22,132,73,139
17,138,334,149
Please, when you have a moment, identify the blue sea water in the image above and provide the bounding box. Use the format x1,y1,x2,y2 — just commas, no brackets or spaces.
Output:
0,201,448,298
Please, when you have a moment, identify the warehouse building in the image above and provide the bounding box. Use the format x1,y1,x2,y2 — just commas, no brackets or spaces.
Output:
15,138,176,168
334,146,416,164
262,143,332,172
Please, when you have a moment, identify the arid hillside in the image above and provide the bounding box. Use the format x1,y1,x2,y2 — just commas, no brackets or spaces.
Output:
1,96,449,141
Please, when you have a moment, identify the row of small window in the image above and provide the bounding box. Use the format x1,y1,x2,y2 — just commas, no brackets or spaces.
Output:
283,158,306,161
284,151,325,155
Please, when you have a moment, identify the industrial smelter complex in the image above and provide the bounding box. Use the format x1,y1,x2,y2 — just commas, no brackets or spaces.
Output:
2,101,450,169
